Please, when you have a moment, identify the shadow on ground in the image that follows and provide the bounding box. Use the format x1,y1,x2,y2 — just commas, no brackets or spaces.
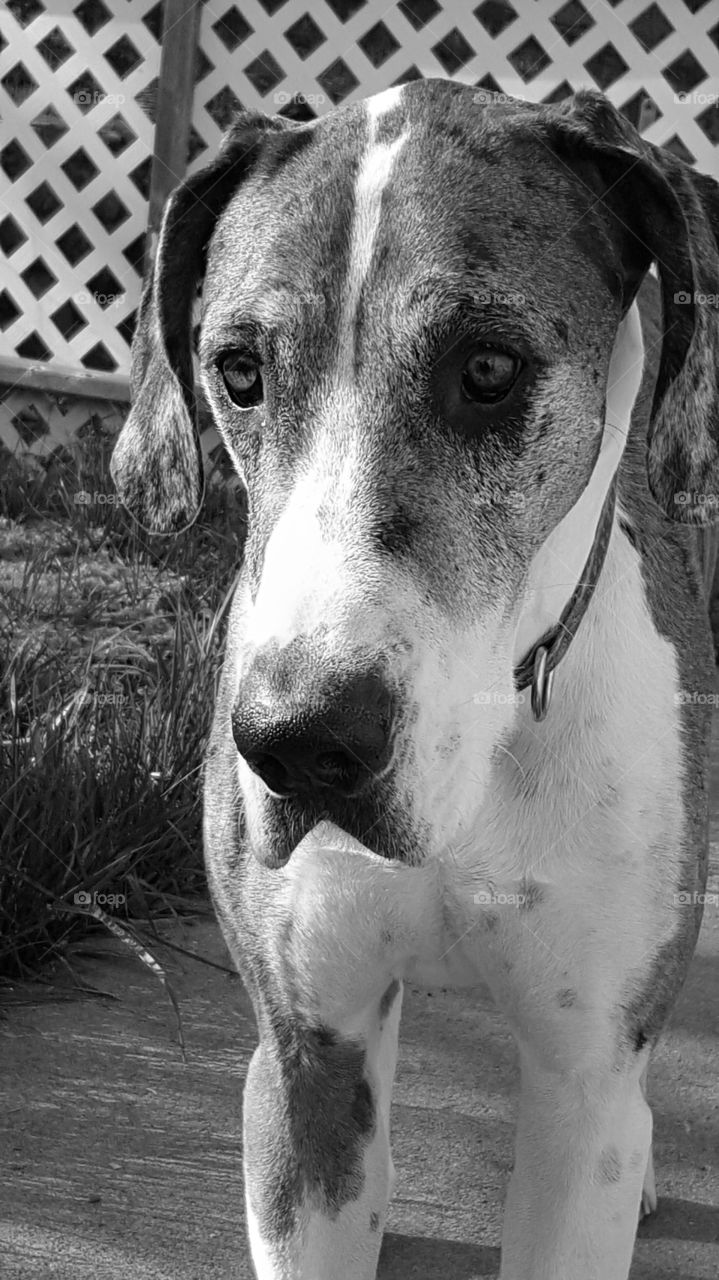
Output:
639,1197,719,1244
380,1231,499,1277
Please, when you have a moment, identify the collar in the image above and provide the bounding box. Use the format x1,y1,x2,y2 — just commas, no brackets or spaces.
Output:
511,300,645,721
513,476,618,719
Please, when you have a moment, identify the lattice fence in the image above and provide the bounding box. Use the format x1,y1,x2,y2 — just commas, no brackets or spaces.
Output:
1,0,718,462
191,0,719,172
0,0,162,380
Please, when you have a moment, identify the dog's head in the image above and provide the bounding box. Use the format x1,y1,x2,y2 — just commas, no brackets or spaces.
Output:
111,81,719,867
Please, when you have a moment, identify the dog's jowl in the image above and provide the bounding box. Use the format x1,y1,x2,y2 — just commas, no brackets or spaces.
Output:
111,79,719,1280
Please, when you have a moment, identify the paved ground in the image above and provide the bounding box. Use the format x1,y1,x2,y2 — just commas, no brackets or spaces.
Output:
2,752,719,1278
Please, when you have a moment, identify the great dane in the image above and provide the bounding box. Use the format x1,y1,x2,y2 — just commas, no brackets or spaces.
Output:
111,80,719,1280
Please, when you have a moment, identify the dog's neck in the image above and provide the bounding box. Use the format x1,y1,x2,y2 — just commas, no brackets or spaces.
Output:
511,301,646,717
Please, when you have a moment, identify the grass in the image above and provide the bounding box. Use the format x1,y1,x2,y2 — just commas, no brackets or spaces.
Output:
0,418,246,978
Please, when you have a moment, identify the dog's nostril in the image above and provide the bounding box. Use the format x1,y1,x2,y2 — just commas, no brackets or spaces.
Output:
243,744,362,796
313,750,356,786
245,753,292,796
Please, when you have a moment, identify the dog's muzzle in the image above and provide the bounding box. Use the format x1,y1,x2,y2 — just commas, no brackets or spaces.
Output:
232,645,394,800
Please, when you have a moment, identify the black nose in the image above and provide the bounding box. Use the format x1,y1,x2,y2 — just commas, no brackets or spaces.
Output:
231,655,394,799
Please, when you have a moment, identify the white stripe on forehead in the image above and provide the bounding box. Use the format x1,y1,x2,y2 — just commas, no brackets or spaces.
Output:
336,85,408,380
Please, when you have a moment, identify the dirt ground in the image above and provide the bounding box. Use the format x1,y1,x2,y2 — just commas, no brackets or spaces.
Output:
2,762,718,1279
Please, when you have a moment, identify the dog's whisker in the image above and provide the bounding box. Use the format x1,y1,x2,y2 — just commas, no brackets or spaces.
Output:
493,742,529,786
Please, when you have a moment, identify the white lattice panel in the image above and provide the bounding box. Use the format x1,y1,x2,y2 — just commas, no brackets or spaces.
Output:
194,0,719,173
0,382,125,460
0,0,162,378
1,0,717,391
0,381,228,478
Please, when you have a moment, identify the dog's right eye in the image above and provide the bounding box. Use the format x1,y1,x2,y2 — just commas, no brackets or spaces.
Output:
220,352,263,408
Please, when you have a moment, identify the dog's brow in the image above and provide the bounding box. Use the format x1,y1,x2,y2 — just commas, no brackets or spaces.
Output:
407,277,511,309
200,294,536,367
200,319,262,357
201,284,327,352
399,287,536,345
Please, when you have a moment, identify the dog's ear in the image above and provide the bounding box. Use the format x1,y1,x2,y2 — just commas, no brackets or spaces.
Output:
110,112,304,533
541,91,719,524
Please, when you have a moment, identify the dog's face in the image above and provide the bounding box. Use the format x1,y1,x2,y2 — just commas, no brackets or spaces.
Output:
111,80,719,868
199,86,630,864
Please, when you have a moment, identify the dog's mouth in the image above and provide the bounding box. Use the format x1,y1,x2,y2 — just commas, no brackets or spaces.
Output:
248,780,419,869
295,820,394,861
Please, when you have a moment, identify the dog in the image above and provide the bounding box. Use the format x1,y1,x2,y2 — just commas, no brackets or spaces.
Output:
110,79,719,1280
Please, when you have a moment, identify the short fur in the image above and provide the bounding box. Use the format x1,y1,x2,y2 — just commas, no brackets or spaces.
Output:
111,81,719,1280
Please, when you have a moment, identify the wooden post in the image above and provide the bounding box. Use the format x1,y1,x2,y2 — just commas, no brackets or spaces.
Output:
145,0,202,275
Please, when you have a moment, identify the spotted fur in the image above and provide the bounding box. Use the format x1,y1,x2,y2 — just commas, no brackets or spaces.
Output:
112,80,719,1280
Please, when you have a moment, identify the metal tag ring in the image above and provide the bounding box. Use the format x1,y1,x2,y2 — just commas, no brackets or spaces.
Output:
531,645,554,722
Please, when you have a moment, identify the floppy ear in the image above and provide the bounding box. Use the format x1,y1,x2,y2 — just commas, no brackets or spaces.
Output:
110,111,302,533
541,91,719,524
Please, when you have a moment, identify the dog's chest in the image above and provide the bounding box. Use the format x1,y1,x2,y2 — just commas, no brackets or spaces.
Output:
404,595,688,1036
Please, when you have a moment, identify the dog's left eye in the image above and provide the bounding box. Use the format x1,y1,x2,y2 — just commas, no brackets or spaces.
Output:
462,347,521,403
220,352,263,407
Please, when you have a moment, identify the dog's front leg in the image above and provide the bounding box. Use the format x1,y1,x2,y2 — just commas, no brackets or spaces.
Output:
242,973,403,1280
499,1050,651,1280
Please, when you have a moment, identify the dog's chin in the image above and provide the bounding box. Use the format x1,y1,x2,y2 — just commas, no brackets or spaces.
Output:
245,784,420,869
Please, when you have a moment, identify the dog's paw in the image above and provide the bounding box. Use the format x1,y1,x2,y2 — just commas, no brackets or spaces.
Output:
639,1149,658,1221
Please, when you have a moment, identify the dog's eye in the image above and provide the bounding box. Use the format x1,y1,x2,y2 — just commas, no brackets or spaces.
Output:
221,352,263,407
461,347,520,403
